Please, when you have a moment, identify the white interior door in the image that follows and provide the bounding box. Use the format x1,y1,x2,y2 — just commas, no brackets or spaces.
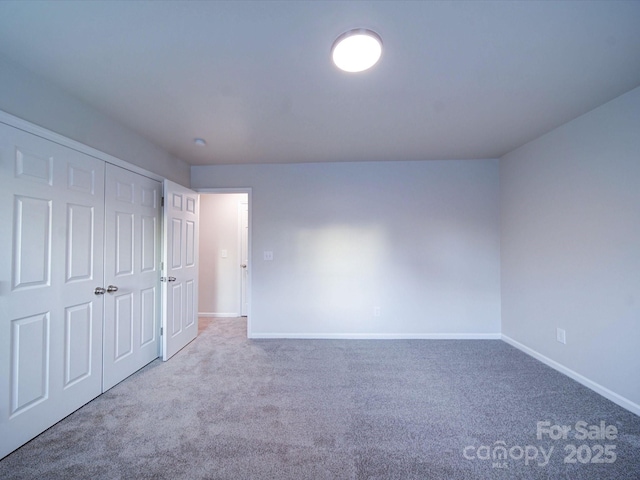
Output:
240,201,249,317
162,180,199,361
0,123,105,458
102,165,161,391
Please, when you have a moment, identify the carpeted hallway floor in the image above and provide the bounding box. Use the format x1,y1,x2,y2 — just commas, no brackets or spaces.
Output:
1,317,639,479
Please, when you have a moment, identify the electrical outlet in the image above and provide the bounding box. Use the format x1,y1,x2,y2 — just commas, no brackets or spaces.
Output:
556,328,566,345
221,249,228,258
373,306,381,317
263,250,274,261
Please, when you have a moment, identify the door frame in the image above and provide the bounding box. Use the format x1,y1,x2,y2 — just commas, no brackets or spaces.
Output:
195,187,252,334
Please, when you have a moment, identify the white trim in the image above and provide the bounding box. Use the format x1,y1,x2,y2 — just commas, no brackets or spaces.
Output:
502,335,640,417
249,332,501,340
199,312,241,318
196,187,251,194
0,110,164,182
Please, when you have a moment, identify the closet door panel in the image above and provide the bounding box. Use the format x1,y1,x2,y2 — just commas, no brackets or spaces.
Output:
102,164,161,392
0,123,105,459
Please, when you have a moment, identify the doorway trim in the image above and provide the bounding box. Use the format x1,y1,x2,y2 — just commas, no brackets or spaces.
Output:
194,187,252,336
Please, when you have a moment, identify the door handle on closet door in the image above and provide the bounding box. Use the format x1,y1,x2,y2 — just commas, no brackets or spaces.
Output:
106,285,118,293
94,287,106,295
167,276,176,282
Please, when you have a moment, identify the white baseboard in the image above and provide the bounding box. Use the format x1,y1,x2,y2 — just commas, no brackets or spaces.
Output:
198,312,240,318
502,335,640,417
249,332,501,340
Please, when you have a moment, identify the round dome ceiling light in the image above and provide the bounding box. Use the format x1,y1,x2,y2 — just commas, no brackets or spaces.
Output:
193,138,207,146
331,29,382,73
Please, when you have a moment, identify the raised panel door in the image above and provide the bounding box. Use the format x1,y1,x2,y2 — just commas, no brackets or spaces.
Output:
162,180,199,360
0,123,105,459
102,164,161,391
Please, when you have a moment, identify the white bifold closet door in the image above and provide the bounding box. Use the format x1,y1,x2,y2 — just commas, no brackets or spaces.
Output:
0,122,163,459
102,164,161,391
0,123,106,458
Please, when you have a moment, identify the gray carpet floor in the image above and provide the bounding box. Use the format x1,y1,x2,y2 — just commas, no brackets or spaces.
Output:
1,317,639,479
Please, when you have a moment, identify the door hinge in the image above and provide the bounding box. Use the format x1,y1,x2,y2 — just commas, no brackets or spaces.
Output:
160,327,163,336
161,196,165,207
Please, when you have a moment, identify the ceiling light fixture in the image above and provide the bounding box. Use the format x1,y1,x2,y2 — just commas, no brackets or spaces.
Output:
331,29,382,73
193,138,207,146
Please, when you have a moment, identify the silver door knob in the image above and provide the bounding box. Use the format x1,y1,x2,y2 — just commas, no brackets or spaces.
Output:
167,276,177,282
241,264,247,268
107,285,118,293
94,287,106,295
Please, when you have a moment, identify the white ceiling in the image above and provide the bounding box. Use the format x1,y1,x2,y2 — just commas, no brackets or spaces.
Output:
0,1,639,166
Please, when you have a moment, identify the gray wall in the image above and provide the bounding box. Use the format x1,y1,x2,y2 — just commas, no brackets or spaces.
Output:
0,55,190,185
501,86,640,409
192,159,501,338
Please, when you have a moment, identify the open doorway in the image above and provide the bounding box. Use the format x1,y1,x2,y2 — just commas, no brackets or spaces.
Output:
196,190,251,330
